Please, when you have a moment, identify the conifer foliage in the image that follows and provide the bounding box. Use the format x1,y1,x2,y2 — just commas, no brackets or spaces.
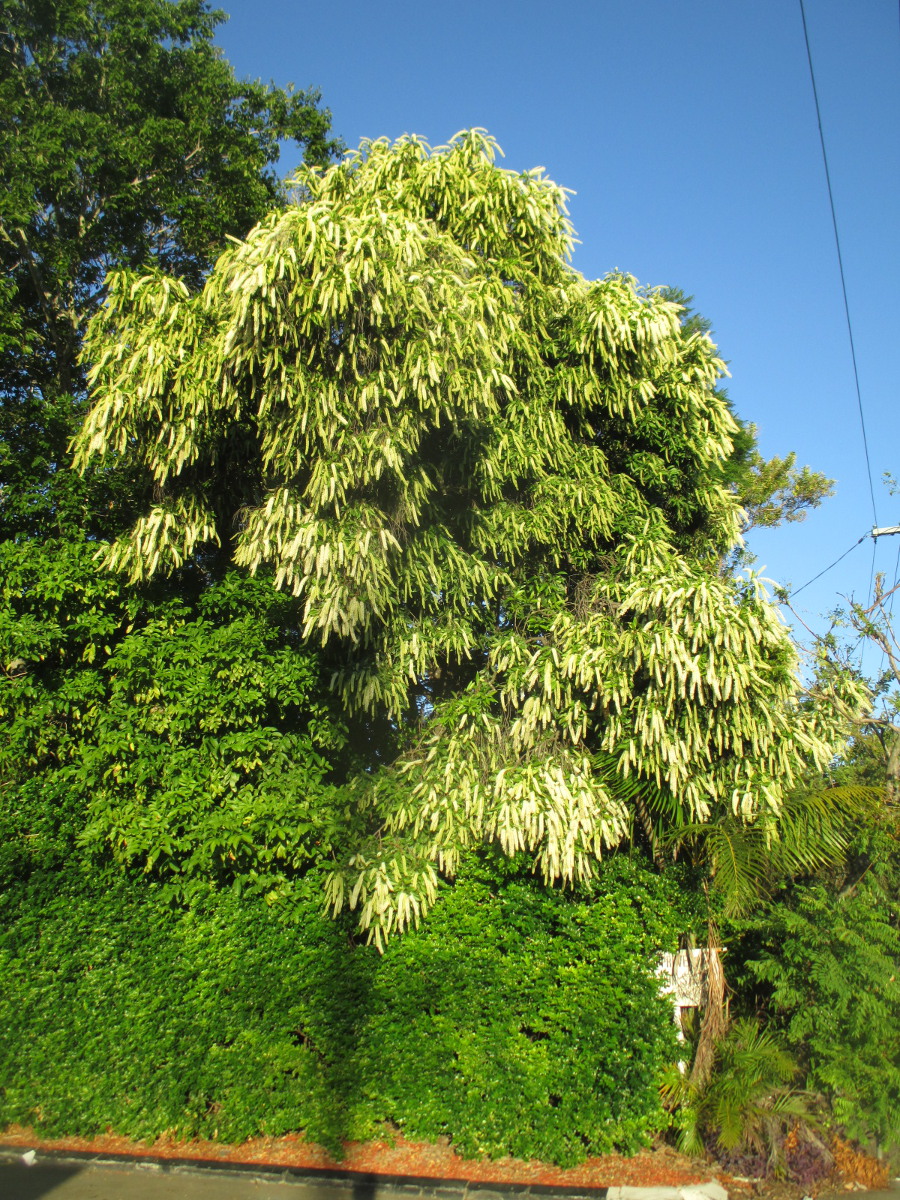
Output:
77,132,856,941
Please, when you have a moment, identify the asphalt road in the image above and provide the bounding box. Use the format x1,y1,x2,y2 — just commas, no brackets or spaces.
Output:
0,1158,432,1200
1,1155,898,1200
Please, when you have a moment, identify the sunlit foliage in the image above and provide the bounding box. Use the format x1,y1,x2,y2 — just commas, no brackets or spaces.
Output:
77,131,864,941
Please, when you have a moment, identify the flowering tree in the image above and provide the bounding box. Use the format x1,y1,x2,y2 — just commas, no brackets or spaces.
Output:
77,131,859,942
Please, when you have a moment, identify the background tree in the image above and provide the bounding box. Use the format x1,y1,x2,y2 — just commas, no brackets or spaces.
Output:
0,0,341,540
836,574,900,801
76,131,864,943
666,780,877,1092
0,0,343,894
737,829,900,1152
673,540,900,1158
734,445,833,535
719,726,900,1154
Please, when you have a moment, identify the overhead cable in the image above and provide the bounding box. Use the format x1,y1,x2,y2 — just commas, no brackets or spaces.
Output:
798,0,879,527
790,523,900,599
790,532,868,597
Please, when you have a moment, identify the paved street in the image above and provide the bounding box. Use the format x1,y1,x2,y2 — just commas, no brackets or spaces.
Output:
0,1157,447,1200
1,1153,897,1200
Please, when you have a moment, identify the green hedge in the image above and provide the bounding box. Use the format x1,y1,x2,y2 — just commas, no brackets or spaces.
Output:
0,853,689,1164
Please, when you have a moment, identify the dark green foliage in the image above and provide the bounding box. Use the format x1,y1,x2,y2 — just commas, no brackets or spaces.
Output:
0,853,686,1163
0,538,344,894
353,853,687,1163
738,879,900,1147
0,0,341,539
0,0,347,899
724,743,900,1150
0,538,143,880
0,874,345,1143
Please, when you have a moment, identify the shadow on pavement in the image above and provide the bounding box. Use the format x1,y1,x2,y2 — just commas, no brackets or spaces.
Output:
0,1160,85,1199
351,1180,377,1200
0,1158,424,1200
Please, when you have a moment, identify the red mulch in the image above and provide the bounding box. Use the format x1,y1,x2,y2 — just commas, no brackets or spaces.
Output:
1,1125,742,1190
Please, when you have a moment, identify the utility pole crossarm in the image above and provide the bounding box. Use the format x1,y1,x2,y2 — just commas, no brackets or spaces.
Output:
871,526,900,538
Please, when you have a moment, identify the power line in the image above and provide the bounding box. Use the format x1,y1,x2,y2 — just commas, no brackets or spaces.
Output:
790,532,868,597
798,0,879,527
790,524,900,602
860,535,878,672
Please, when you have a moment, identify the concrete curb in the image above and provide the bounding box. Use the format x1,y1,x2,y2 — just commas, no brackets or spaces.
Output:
0,1145,729,1200
608,1188,727,1200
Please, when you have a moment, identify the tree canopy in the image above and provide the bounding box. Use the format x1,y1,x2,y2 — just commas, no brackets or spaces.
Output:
0,0,341,539
1,4,893,1147
76,130,863,943
0,538,345,894
0,0,345,895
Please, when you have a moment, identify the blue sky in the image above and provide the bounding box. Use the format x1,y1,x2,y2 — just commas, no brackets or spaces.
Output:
215,0,899,659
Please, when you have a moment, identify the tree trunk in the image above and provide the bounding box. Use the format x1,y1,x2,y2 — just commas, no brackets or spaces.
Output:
689,921,726,1090
885,731,900,806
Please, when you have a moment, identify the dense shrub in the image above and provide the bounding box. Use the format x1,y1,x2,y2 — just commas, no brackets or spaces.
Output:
0,853,689,1164
738,881,900,1148
0,540,344,896
353,853,687,1162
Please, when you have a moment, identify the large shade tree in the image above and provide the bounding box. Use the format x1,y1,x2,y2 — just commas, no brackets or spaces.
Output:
0,0,340,539
0,0,344,891
76,131,862,942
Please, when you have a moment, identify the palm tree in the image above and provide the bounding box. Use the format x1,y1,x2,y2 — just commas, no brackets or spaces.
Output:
661,784,882,1088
